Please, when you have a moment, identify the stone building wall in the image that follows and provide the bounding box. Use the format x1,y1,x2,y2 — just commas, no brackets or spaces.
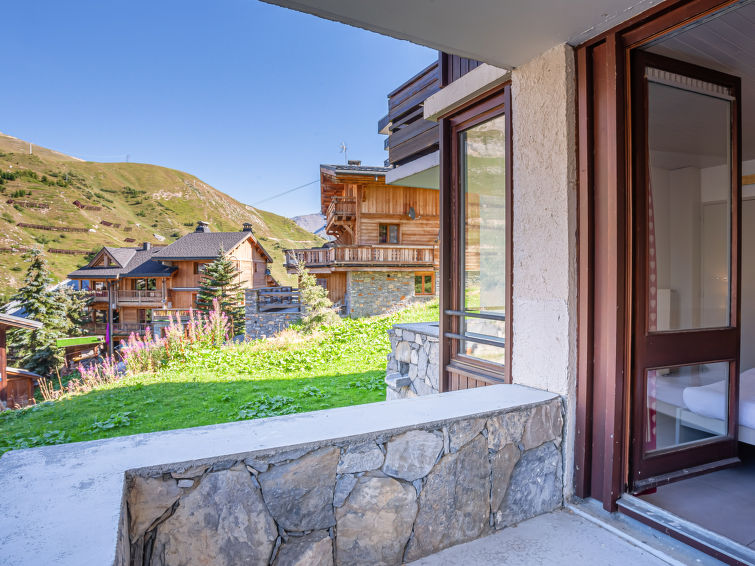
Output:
345,271,435,318
245,312,301,340
245,288,302,340
125,396,563,566
386,322,440,400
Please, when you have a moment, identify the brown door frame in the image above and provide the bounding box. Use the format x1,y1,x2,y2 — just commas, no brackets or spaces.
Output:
630,50,741,490
574,0,743,511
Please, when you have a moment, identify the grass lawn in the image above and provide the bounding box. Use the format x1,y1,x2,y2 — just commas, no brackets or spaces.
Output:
0,301,439,454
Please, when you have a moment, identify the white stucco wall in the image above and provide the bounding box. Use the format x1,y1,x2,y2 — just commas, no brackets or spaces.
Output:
510,44,578,499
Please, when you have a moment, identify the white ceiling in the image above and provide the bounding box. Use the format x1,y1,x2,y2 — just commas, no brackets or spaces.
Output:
646,1,755,161
262,0,664,69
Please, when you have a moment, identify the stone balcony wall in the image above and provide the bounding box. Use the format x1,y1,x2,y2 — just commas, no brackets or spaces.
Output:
386,322,440,400
0,385,562,566
126,394,562,566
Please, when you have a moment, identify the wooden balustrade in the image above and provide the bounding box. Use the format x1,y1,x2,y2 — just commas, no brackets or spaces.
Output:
284,245,436,268
117,290,165,303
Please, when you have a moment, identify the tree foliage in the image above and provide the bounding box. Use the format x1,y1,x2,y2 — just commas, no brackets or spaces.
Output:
296,260,340,331
196,248,245,336
6,249,90,376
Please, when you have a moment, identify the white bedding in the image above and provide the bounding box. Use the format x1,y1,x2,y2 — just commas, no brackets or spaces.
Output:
682,368,755,430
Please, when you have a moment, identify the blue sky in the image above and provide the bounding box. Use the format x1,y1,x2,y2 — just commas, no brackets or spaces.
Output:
3,0,435,218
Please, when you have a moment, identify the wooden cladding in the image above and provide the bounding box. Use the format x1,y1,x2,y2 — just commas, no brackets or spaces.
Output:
380,52,481,167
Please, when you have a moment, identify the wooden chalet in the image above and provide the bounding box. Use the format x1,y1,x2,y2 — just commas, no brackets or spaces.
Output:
284,164,439,316
68,221,275,345
0,313,43,409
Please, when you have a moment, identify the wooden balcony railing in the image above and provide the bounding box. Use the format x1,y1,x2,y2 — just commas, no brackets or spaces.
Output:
90,289,109,301
326,196,357,220
325,196,357,237
116,290,166,304
285,245,436,268
83,322,149,335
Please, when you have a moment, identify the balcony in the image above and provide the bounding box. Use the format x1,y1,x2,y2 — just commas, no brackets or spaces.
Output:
378,54,481,168
89,289,109,302
116,289,166,305
285,244,437,270
83,322,149,336
325,195,357,238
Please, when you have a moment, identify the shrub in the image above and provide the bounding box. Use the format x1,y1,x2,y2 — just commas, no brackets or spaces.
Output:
296,260,340,331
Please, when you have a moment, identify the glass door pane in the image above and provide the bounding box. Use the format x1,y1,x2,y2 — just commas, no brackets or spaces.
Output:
458,113,507,364
646,361,729,454
647,79,732,332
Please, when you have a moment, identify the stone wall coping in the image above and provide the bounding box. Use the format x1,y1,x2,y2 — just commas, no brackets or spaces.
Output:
0,384,557,566
392,321,439,338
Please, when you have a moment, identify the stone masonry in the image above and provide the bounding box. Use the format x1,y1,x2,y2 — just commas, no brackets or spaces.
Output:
345,271,436,318
125,396,563,566
245,289,302,340
385,322,440,400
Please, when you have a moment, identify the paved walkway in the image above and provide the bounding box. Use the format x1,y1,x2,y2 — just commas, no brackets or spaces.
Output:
410,508,722,565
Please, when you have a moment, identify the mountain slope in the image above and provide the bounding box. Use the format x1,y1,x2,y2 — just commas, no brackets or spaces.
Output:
0,133,323,297
291,213,331,240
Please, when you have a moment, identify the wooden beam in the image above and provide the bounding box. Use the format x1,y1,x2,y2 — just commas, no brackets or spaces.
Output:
743,174,755,186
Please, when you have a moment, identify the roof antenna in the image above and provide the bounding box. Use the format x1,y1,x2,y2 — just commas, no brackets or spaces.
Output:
339,142,348,164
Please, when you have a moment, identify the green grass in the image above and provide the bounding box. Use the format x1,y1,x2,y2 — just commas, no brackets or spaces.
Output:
0,301,439,454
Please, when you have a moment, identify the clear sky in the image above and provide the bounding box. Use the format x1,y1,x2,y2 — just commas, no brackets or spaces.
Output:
3,0,435,218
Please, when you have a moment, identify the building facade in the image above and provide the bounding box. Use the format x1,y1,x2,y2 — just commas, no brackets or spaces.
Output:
284,164,439,317
68,221,274,342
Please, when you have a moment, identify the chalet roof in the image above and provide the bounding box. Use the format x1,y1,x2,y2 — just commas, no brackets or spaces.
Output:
68,247,177,280
0,313,43,330
152,232,273,262
102,246,136,267
320,164,391,177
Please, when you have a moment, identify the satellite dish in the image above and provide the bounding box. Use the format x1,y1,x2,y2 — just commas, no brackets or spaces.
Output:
407,207,416,220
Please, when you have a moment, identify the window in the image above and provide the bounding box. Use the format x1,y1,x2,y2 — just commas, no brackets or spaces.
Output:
194,262,207,274
138,309,152,324
415,272,434,295
134,278,157,291
316,277,328,290
378,224,399,244
443,86,511,384
94,281,106,291
80,280,90,290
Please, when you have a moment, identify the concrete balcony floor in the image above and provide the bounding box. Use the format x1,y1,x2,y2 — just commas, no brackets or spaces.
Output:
410,505,725,566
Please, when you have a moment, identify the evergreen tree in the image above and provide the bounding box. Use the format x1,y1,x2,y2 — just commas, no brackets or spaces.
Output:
7,249,69,375
296,260,340,331
196,248,245,336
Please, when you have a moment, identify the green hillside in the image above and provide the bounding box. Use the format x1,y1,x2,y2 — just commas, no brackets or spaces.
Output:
0,133,323,298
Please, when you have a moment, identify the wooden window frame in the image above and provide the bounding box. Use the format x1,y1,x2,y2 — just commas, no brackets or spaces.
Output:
378,223,400,244
414,272,435,296
439,84,513,390
193,262,207,275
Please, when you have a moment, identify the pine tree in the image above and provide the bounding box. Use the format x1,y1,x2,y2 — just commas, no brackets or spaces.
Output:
296,260,340,331
7,249,69,376
196,248,245,336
